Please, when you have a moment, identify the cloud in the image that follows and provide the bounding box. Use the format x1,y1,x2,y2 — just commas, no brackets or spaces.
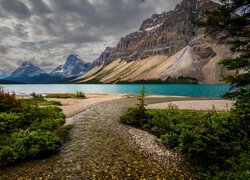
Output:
0,0,31,19
0,0,217,73
0,45,8,54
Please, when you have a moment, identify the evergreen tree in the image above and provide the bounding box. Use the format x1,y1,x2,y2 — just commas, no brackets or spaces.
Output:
137,85,146,113
197,0,250,98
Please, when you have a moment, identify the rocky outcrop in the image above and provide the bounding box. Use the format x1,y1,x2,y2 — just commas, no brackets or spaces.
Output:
96,0,218,64
90,47,112,68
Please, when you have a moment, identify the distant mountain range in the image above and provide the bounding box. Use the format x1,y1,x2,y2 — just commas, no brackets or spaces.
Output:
4,55,91,84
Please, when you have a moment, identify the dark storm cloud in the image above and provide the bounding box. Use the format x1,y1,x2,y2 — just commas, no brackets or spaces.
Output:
0,0,31,19
29,0,52,15
1,0,218,73
50,0,96,15
14,24,29,38
0,26,13,38
0,45,8,54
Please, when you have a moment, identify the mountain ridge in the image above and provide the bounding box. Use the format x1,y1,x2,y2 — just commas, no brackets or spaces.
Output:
74,0,231,84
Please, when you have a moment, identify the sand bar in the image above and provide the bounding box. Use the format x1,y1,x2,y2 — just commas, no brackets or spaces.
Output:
147,100,233,111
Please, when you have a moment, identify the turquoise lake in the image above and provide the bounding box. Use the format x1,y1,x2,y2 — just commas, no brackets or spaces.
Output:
0,84,230,98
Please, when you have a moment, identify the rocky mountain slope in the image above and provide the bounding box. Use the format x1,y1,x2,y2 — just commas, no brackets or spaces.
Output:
74,0,231,84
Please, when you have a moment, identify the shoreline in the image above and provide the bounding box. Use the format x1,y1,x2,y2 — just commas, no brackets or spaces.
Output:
47,94,217,118
14,93,232,117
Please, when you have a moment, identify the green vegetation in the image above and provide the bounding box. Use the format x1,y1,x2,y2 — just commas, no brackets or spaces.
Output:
120,86,249,178
0,87,70,167
30,92,44,99
46,92,86,99
0,80,24,84
116,76,198,84
76,91,86,98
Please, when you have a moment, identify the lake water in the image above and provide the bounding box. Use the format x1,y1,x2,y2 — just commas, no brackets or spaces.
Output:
0,84,230,98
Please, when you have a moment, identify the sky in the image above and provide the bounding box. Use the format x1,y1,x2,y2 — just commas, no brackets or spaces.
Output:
0,0,219,75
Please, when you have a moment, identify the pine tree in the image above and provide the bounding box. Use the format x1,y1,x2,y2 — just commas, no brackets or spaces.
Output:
197,0,250,99
137,85,146,113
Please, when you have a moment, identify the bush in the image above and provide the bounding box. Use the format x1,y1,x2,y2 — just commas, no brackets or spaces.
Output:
30,92,44,99
0,130,60,167
0,87,21,112
120,107,151,127
76,91,86,99
0,93,69,168
120,86,151,127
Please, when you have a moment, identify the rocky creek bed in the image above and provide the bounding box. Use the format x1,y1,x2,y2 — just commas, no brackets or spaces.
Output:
0,98,195,179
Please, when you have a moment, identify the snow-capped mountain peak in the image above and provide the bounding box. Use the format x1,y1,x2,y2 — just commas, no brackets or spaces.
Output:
10,62,46,78
51,54,91,78
64,54,81,67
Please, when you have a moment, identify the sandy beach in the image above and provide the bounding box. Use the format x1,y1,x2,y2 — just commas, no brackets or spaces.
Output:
48,93,129,118
48,94,233,118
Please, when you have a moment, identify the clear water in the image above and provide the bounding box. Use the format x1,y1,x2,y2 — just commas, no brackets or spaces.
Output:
0,84,230,98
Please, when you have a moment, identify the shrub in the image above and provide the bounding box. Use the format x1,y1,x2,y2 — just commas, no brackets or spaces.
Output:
120,86,151,127
0,94,69,168
30,92,44,99
0,112,20,133
0,87,21,112
76,91,86,99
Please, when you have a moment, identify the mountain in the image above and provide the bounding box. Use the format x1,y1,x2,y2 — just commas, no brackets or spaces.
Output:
0,72,10,79
9,62,46,78
51,54,91,78
74,0,231,84
4,54,91,84
89,47,112,69
5,62,63,84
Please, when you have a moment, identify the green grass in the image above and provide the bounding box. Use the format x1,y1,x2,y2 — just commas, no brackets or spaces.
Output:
46,92,86,99
116,76,198,84
20,98,62,106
